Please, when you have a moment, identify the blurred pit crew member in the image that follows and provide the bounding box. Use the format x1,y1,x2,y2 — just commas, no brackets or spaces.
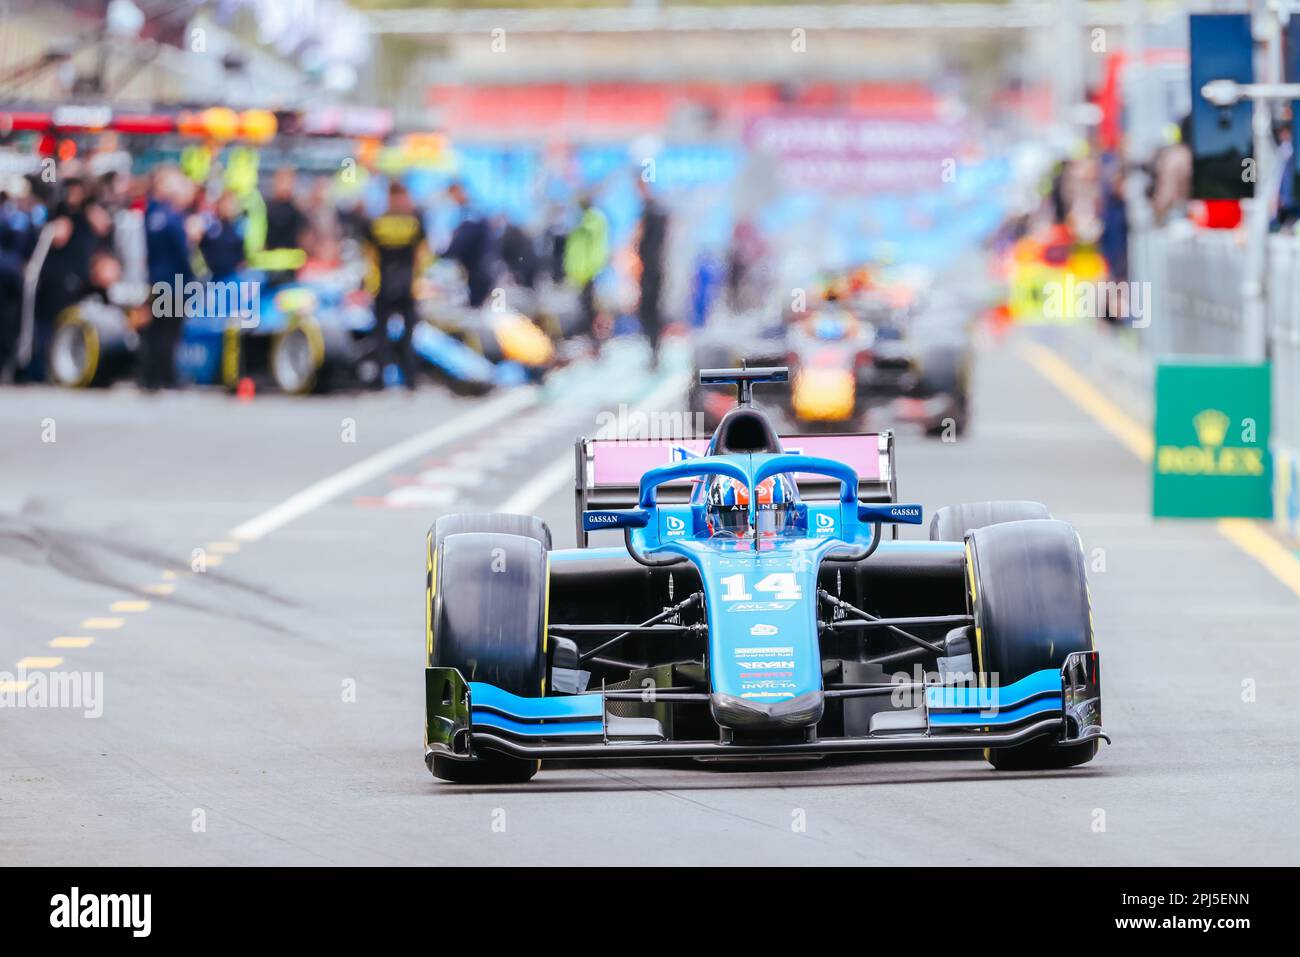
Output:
443,181,497,308
142,168,194,391
499,219,539,290
363,181,432,391
564,193,609,355
257,168,308,288
33,174,112,382
635,177,669,370
198,191,247,284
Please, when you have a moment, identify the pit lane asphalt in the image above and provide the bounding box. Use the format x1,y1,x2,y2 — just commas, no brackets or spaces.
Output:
1,335,1297,866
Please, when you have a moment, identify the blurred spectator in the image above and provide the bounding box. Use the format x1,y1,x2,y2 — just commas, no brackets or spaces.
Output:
337,195,369,245
85,248,123,304
443,181,497,308
499,220,539,290
31,175,112,380
542,203,569,285
564,193,609,352
198,191,247,283
0,189,25,380
1151,117,1192,226
1273,117,1298,230
142,168,194,391
1,179,44,381
1099,162,1129,322
363,181,432,390
725,220,766,313
635,177,669,369
102,171,148,293
305,175,342,266
1,179,41,262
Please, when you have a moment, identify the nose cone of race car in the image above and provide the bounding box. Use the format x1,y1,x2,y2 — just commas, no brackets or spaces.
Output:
710,688,825,733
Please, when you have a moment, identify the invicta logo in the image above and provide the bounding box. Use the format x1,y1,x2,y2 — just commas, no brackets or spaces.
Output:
1156,408,1264,476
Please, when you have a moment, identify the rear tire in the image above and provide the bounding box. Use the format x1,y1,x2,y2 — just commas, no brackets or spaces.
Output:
427,514,551,784
915,345,970,439
965,519,1098,770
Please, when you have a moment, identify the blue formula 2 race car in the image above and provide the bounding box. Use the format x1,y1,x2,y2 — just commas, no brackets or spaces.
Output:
424,367,1108,783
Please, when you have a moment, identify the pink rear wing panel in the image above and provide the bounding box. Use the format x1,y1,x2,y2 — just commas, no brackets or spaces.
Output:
582,433,893,500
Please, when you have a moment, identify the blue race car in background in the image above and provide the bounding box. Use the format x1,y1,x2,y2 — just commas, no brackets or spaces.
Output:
424,367,1108,783
183,266,501,395
48,266,502,395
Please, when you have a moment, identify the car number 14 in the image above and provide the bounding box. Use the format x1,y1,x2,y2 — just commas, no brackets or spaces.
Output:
719,573,803,602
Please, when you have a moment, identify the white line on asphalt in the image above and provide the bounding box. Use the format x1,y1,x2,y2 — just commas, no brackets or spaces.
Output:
496,371,690,516
229,388,538,542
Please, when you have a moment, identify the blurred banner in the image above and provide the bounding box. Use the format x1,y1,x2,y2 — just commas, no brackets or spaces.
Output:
1188,13,1254,201
743,111,962,193
1153,361,1273,518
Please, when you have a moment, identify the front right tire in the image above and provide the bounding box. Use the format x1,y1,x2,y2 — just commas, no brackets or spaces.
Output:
426,513,551,784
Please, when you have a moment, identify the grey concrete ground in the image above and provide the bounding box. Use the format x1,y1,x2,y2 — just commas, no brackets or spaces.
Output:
1,333,1297,865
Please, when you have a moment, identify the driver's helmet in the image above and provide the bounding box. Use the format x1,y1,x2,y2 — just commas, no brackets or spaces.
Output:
705,474,796,537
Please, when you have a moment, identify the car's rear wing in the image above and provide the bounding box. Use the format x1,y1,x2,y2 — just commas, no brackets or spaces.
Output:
573,431,896,545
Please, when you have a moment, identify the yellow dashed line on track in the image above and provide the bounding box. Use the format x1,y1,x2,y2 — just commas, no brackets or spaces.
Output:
49,636,94,649
1218,519,1300,598
17,656,63,669
1019,339,1300,600
14,542,227,680
1018,341,1154,462
81,617,124,630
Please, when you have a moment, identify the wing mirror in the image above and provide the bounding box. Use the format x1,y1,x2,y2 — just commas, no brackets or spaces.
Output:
858,503,924,525
581,508,650,532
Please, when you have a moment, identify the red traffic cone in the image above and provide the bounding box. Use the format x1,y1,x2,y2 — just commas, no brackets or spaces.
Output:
236,377,255,402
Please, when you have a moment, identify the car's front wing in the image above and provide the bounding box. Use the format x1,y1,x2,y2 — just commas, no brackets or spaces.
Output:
425,651,1108,763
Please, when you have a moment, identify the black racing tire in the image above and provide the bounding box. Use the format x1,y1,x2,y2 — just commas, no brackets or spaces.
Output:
427,514,552,784
965,519,1098,770
914,343,968,397
49,303,136,388
928,500,1051,542
915,344,971,438
270,316,355,395
431,513,552,553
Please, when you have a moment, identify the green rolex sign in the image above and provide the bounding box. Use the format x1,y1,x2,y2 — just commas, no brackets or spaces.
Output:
1153,361,1272,518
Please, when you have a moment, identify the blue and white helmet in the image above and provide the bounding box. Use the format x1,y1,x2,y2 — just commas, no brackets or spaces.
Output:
705,474,796,537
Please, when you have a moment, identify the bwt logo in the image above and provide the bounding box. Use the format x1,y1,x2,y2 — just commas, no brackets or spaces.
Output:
664,515,686,535
50,887,151,937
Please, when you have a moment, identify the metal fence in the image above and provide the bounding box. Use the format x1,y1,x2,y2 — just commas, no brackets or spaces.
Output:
1130,224,1252,359
1130,224,1300,538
